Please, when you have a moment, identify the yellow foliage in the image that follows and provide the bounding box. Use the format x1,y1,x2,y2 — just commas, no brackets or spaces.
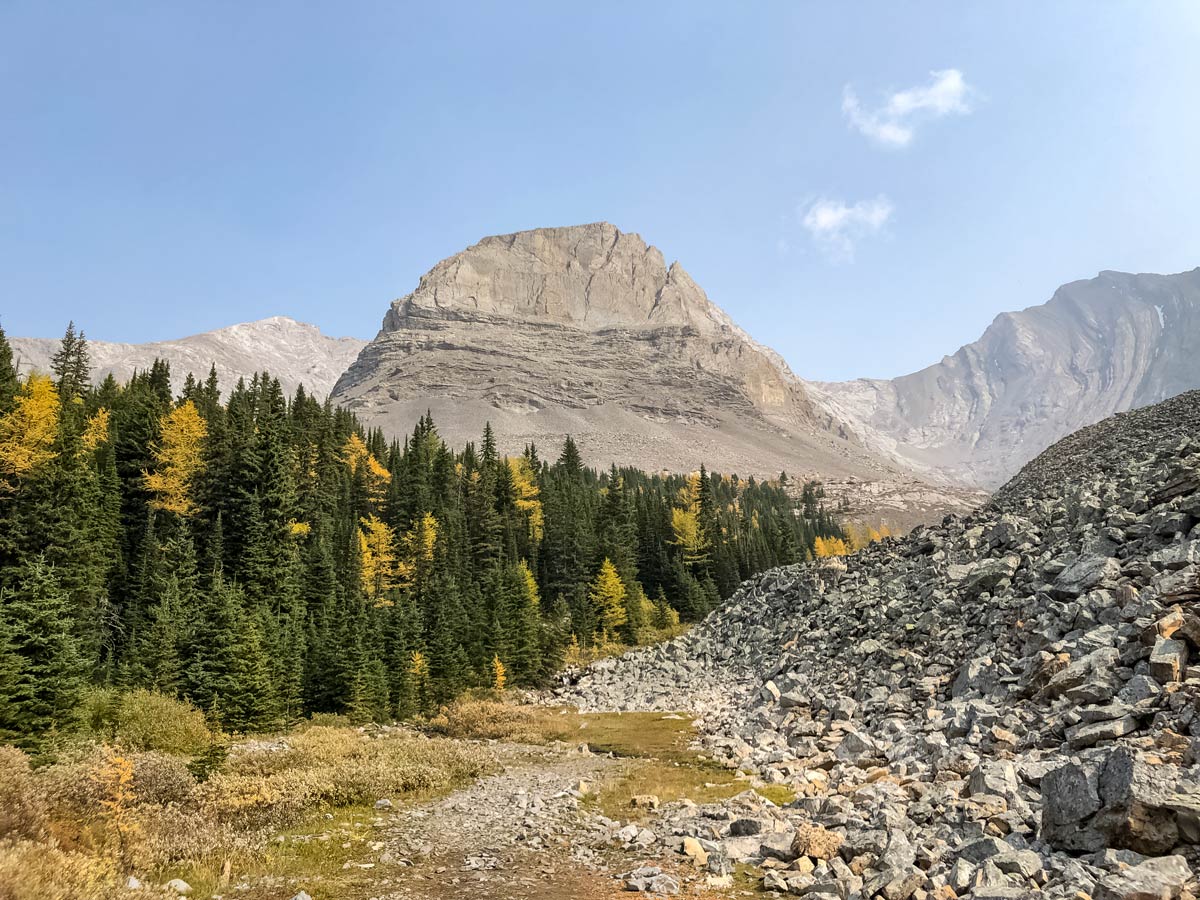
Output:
837,522,894,553
670,471,710,563
360,512,440,605
342,433,391,504
516,559,540,607
491,654,507,691
287,519,312,537
92,746,139,869
400,512,439,570
507,456,544,542
80,408,110,453
588,558,627,633
358,514,398,603
144,401,208,516
564,633,583,668
813,536,850,558
409,650,429,680
670,507,709,563
0,374,61,487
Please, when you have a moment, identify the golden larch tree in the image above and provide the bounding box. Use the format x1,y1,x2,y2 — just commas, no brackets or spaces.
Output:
588,558,627,634
516,559,540,607
359,514,399,603
0,374,61,489
144,401,208,516
80,407,111,453
507,456,544,542
342,432,391,505
670,470,710,563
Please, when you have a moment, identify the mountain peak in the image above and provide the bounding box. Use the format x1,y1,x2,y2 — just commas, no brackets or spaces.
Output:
331,224,915,489
391,221,729,335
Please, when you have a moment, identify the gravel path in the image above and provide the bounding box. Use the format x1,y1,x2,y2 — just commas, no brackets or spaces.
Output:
373,743,623,899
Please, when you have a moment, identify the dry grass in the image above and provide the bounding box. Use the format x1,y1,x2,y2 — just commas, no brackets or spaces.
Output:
205,726,493,830
0,840,126,900
427,697,551,742
0,722,494,898
0,747,47,841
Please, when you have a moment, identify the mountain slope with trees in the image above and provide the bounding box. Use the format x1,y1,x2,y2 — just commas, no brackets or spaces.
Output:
0,321,846,746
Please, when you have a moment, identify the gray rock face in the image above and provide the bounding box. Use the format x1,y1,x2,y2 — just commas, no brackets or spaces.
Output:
12,316,365,399
330,223,967,518
815,268,1200,488
558,390,1200,898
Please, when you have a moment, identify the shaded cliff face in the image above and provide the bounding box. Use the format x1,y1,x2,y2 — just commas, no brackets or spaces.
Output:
12,316,366,399
332,223,899,482
815,268,1200,488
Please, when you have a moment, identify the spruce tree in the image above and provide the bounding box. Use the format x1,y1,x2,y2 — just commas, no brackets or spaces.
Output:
50,321,91,404
0,322,17,414
0,557,85,749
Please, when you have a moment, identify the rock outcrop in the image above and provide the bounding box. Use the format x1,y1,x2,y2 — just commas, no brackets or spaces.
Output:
331,223,913,486
11,316,366,399
816,268,1200,488
561,390,1200,898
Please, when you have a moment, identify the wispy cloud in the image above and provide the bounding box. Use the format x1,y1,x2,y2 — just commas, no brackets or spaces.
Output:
800,196,893,261
842,69,972,148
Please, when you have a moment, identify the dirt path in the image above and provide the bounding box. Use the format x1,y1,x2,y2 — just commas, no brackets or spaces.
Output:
232,712,739,900
375,742,626,899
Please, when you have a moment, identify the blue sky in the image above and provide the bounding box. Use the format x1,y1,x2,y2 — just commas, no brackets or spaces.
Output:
3,2,1198,381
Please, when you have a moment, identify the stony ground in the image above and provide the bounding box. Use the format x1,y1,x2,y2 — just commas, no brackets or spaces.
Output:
374,743,622,899
224,729,747,900
557,391,1200,899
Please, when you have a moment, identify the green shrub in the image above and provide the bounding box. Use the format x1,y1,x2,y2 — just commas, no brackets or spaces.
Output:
79,688,122,739
112,690,214,757
300,712,353,730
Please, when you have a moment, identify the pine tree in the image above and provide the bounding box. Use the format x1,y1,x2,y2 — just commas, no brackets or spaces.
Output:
0,345,847,739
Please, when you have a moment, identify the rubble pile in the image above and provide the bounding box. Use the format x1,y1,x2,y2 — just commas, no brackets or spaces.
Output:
562,391,1200,898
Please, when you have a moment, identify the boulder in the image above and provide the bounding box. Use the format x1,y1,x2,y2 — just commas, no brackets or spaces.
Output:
790,822,843,861
1094,855,1193,900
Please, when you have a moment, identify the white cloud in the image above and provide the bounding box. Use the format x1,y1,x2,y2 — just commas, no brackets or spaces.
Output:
800,195,893,261
842,69,972,148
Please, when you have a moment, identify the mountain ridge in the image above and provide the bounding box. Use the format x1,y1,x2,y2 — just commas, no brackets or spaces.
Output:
11,315,366,399
815,266,1200,487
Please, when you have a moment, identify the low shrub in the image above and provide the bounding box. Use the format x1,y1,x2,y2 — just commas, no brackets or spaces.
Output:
112,691,215,757
129,804,242,872
429,698,548,743
79,689,121,738
40,746,110,826
203,727,493,830
0,839,122,900
299,712,352,730
129,752,196,807
0,747,46,840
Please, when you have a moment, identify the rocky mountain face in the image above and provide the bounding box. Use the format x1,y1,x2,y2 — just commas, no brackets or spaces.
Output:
11,316,366,398
815,268,1200,489
561,390,1200,898
331,222,909,485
